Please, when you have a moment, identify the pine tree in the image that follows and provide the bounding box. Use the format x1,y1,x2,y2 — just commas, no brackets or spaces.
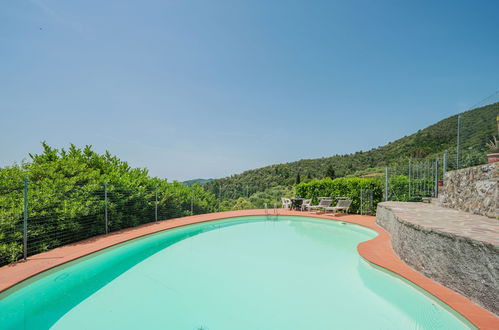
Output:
325,165,335,179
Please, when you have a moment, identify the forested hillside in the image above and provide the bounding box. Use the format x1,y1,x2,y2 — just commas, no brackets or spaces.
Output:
204,103,498,199
183,178,213,186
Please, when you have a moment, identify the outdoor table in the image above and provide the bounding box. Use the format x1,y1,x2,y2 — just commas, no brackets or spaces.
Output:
290,198,304,210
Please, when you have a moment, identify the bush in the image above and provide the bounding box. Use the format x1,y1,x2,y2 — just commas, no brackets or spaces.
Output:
0,143,218,265
295,177,384,214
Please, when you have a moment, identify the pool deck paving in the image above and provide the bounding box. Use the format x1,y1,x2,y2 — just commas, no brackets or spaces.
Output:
379,201,499,246
0,209,498,329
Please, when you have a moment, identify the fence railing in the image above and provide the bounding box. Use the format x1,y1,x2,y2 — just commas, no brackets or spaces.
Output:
0,181,209,266
382,148,492,203
359,188,374,215
384,156,440,202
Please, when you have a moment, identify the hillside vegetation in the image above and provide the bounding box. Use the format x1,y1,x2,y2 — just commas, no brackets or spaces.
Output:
0,143,217,265
183,178,213,186
205,103,498,199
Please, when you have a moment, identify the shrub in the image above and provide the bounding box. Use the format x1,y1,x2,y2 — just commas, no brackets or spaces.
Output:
295,177,384,214
0,143,218,265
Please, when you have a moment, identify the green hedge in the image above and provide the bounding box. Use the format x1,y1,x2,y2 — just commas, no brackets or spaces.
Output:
295,177,384,214
295,175,430,214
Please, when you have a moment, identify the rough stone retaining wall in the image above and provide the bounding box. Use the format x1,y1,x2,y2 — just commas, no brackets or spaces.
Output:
439,162,498,218
376,204,499,316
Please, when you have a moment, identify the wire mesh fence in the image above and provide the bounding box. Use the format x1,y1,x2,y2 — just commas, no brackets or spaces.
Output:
445,150,488,172
0,181,213,266
382,151,489,203
451,94,498,170
359,188,374,215
384,156,441,202
215,183,289,212
26,182,104,257
0,180,24,265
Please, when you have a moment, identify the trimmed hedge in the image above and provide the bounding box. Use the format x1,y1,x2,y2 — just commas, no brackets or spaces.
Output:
295,177,384,214
295,175,428,214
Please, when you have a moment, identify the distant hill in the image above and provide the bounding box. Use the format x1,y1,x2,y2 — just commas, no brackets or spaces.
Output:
183,178,214,186
204,102,498,199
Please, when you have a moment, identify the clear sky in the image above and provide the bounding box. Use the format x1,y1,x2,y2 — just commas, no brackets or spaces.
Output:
1,0,498,181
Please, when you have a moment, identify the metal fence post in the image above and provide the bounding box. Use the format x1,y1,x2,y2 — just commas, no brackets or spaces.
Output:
415,162,419,196
408,159,411,199
370,189,373,215
23,177,28,260
424,161,427,196
443,152,447,178
384,167,389,201
104,183,108,234
155,185,158,222
218,185,222,212
360,187,364,215
190,189,194,215
434,157,439,198
456,114,461,169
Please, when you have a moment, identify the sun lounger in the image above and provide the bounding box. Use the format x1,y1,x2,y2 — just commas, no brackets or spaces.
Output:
308,199,332,212
324,199,352,215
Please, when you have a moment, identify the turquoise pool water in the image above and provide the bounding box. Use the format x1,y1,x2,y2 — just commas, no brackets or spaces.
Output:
0,216,474,329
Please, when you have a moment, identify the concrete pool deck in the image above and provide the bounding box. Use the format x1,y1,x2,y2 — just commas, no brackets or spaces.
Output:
0,209,498,329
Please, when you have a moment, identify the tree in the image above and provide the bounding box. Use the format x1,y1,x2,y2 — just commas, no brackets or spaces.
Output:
0,143,218,265
325,165,335,179
232,197,253,210
295,172,301,184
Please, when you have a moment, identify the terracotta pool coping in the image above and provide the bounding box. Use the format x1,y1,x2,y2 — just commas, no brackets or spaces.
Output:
0,209,497,329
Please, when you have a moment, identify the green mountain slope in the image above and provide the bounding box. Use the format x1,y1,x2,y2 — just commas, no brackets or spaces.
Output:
183,178,213,186
204,102,498,199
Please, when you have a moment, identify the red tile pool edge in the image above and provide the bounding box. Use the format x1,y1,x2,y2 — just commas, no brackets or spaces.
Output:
0,209,497,329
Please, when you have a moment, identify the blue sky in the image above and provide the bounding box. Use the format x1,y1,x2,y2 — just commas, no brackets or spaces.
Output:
1,0,498,181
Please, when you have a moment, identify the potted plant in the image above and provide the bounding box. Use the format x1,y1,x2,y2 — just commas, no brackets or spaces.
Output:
486,136,499,163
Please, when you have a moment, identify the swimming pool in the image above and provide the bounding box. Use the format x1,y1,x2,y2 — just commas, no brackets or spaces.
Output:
0,216,474,329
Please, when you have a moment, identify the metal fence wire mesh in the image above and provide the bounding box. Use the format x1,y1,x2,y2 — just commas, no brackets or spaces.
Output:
0,181,24,266
384,156,442,202
359,188,374,215
0,181,202,266
452,95,498,170
27,183,104,257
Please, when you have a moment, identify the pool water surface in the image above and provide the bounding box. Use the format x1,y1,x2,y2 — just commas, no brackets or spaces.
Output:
0,216,474,329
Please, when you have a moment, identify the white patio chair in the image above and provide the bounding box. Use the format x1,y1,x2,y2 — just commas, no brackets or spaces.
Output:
301,199,312,211
281,197,292,210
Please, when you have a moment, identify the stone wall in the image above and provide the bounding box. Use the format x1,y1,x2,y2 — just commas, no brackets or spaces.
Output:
376,203,499,316
439,162,498,218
